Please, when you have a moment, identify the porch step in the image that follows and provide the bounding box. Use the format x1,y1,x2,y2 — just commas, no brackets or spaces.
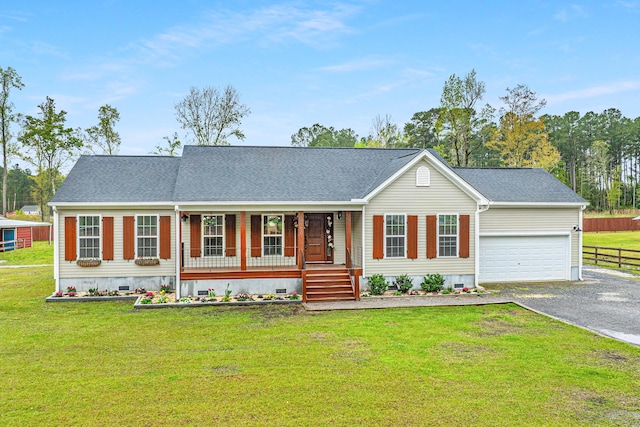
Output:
304,269,356,302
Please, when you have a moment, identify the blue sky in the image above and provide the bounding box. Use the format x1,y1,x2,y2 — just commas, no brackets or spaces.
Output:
2,1,640,157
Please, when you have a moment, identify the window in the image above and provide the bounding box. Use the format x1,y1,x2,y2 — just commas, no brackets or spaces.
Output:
203,215,224,257
416,166,430,186
385,214,405,258
136,215,158,257
78,215,100,258
438,214,458,257
263,214,283,256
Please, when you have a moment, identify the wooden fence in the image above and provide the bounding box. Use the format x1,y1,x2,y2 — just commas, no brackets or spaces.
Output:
583,217,640,232
32,225,52,241
583,245,640,269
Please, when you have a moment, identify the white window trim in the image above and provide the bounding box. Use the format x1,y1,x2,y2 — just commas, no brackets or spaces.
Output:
202,214,225,257
437,213,459,258
135,214,159,258
416,166,430,186
262,213,284,257
384,213,407,259
77,214,102,260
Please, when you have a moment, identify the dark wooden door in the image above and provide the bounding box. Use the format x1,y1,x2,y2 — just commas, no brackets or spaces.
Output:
305,214,326,262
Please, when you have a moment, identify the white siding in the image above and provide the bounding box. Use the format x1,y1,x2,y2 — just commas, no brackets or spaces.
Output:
480,207,581,267
365,159,477,276
58,209,176,279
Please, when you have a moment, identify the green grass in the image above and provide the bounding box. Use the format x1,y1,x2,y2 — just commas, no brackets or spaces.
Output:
2,248,640,426
0,241,54,265
583,230,640,251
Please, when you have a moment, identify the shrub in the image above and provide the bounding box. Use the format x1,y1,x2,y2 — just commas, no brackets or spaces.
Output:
394,274,413,293
368,274,388,295
421,273,445,292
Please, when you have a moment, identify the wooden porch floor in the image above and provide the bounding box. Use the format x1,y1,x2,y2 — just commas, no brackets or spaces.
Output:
181,263,349,280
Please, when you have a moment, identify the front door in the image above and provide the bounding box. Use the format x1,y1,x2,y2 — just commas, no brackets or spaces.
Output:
305,213,333,263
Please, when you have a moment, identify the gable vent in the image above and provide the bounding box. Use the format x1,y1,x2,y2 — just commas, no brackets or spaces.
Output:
416,166,430,187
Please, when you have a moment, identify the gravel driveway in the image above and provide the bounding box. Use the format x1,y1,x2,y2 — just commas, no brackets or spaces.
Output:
489,266,640,347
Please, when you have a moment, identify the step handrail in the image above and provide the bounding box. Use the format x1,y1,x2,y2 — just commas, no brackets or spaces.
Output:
346,248,359,300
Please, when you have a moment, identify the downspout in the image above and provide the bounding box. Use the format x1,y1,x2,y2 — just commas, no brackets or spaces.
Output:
361,205,366,278
474,203,490,288
174,206,181,300
579,205,585,281
52,206,60,292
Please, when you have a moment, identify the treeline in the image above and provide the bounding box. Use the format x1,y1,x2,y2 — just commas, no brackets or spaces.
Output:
290,71,639,212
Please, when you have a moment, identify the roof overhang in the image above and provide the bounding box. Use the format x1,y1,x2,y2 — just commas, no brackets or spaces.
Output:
363,150,490,205
487,201,589,208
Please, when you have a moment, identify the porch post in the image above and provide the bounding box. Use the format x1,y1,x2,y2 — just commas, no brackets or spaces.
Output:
345,210,352,265
297,211,304,269
240,211,247,270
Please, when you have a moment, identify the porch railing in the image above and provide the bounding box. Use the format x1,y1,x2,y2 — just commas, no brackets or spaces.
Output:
346,248,360,300
182,245,298,270
0,239,26,252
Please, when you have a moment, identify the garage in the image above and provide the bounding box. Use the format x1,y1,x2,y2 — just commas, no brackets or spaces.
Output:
479,234,570,283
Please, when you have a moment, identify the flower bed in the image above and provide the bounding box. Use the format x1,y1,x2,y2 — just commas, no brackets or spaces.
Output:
135,291,302,308
361,287,488,298
46,287,150,302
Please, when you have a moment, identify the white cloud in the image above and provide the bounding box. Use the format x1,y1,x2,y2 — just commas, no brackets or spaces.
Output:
319,57,392,72
546,81,640,104
554,4,588,22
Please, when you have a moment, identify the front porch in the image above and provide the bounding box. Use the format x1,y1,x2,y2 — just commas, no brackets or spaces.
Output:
178,210,362,302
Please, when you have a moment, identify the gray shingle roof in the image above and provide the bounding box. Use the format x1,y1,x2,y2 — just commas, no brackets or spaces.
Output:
51,155,181,203
173,145,422,202
453,167,587,204
50,146,585,206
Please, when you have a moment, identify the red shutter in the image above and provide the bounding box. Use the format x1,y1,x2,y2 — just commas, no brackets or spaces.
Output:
407,215,418,259
251,215,262,257
102,217,114,260
225,215,236,257
373,215,384,259
459,214,470,258
426,215,437,259
284,215,295,257
190,215,201,258
123,216,135,260
160,216,171,259
64,217,76,261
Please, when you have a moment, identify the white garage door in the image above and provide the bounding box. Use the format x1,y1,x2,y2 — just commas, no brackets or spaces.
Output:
479,235,570,283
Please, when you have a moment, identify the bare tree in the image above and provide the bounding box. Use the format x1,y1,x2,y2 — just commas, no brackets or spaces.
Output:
175,84,250,146
0,67,24,215
368,114,402,148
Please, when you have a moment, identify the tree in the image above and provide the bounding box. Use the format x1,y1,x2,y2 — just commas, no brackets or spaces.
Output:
488,85,559,170
403,108,442,149
152,132,182,156
85,104,121,155
290,124,358,147
19,97,82,218
438,69,490,166
366,114,403,148
0,66,24,215
175,84,250,146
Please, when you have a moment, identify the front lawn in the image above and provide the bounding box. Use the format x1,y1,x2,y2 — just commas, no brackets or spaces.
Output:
2,248,640,425
0,241,53,265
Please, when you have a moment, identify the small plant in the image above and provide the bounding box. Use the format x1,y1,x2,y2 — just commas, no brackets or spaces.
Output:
394,274,414,293
88,287,98,295
54,291,63,297
221,295,231,302
236,293,253,301
368,274,388,295
394,290,402,296
207,288,216,298
462,287,471,293
408,289,420,295
288,292,300,300
134,287,146,294
225,283,232,298
66,286,77,293
140,297,153,304
421,273,445,293
441,289,451,295
157,295,169,303
108,289,120,296
262,294,275,300
361,292,370,297
476,289,484,294
179,297,191,303
145,291,154,297
68,291,77,297
160,283,171,293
